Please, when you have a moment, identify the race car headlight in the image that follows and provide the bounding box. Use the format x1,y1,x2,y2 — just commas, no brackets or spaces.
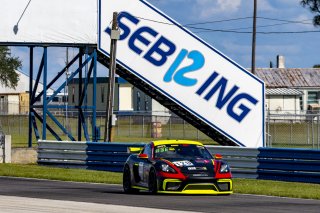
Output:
161,164,176,173
219,162,230,173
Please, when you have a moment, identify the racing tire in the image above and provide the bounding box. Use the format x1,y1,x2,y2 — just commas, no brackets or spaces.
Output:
148,168,158,194
123,165,138,194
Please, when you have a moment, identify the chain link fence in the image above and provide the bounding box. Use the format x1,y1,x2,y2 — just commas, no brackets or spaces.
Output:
0,111,212,147
266,112,320,149
1,110,320,149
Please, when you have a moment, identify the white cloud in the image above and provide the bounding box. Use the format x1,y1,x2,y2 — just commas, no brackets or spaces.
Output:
294,14,314,30
258,0,276,12
195,0,242,18
258,44,300,54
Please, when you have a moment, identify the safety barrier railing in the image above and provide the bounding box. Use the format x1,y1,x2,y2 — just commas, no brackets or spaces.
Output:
206,146,320,183
38,141,144,172
38,141,320,183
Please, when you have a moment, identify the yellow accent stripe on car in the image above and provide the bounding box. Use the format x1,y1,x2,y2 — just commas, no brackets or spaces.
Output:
158,179,233,195
132,185,148,190
162,179,182,191
158,190,233,195
128,147,143,153
153,140,203,146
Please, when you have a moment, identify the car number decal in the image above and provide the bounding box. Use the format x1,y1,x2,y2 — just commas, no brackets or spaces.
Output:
173,160,194,167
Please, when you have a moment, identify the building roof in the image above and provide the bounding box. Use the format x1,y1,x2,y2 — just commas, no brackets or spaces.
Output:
0,70,54,94
69,77,128,84
266,88,302,96
255,68,320,88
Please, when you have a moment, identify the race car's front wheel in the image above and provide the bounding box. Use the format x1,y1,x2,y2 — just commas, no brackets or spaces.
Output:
148,169,158,194
123,165,138,193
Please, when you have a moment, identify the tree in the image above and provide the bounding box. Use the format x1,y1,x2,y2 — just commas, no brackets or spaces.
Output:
314,64,320,68
301,0,320,26
0,46,21,89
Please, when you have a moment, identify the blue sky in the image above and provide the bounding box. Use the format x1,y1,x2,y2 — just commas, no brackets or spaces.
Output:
148,0,320,68
11,0,320,89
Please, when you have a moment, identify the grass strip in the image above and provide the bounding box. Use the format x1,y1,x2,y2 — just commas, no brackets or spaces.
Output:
0,164,122,184
0,164,319,199
233,178,320,200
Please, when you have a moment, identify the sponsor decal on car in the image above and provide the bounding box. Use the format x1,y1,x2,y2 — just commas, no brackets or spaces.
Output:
172,160,194,167
187,167,207,171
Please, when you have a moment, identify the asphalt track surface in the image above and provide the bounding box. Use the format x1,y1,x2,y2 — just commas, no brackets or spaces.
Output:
0,177,319,213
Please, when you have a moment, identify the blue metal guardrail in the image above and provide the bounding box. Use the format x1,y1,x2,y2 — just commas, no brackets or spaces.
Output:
38,141,320,183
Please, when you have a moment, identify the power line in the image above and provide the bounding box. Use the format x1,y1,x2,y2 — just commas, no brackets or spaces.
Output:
184,17,253,26
194,19,313,33
133,15,319,35
184,16,313,27
194,29,320,34
257,16,313,24
136,15,313,27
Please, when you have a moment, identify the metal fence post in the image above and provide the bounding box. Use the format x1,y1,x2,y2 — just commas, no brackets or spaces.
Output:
273,119,276,147
142,115,145,138
317,114,319,149
7,116,10,134
307,121,310,145
290,120,293,145
267,111,270,147
117,116,119,136
19,115,22,135
169,117,172,139
312,119,315,149
155,116,158,138
183,120,185,139
129,115,131,137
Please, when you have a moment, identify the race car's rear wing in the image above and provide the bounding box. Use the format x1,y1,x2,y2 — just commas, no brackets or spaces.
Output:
127,147,143,154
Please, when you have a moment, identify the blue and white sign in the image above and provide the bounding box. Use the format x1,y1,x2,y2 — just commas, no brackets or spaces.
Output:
98,0,265,147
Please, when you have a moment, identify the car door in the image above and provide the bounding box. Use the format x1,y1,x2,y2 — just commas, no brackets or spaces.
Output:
136,144,152,187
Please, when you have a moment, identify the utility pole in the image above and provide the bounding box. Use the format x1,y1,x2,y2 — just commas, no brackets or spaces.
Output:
104,12,120,142
251,0,257,75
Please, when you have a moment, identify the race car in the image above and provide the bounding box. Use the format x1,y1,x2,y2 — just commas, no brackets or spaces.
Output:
123,140,233,195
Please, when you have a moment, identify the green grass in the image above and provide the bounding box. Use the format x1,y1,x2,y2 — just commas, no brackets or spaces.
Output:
0,164,122,184
0,164,319,199
233,178,320,200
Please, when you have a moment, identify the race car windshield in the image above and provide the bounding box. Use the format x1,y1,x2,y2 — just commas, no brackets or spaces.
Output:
154,144,212,159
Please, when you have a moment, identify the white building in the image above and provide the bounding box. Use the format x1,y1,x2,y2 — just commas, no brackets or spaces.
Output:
256,67,320,114
0,70,54,114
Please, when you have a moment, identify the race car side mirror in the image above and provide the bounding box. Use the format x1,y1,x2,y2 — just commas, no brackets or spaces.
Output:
138,153,149,159
214,154,223,160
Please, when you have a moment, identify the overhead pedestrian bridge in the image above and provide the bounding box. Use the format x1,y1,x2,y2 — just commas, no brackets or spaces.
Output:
0,0,265,147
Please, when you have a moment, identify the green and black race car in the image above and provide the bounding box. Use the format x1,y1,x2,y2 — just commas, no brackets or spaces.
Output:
123,140,233,195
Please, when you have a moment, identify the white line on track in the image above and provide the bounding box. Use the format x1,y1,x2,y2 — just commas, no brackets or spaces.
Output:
0,195,199,213
234,193,319,201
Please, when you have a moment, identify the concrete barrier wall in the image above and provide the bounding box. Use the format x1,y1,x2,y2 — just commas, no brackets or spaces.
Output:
11,148,37,164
